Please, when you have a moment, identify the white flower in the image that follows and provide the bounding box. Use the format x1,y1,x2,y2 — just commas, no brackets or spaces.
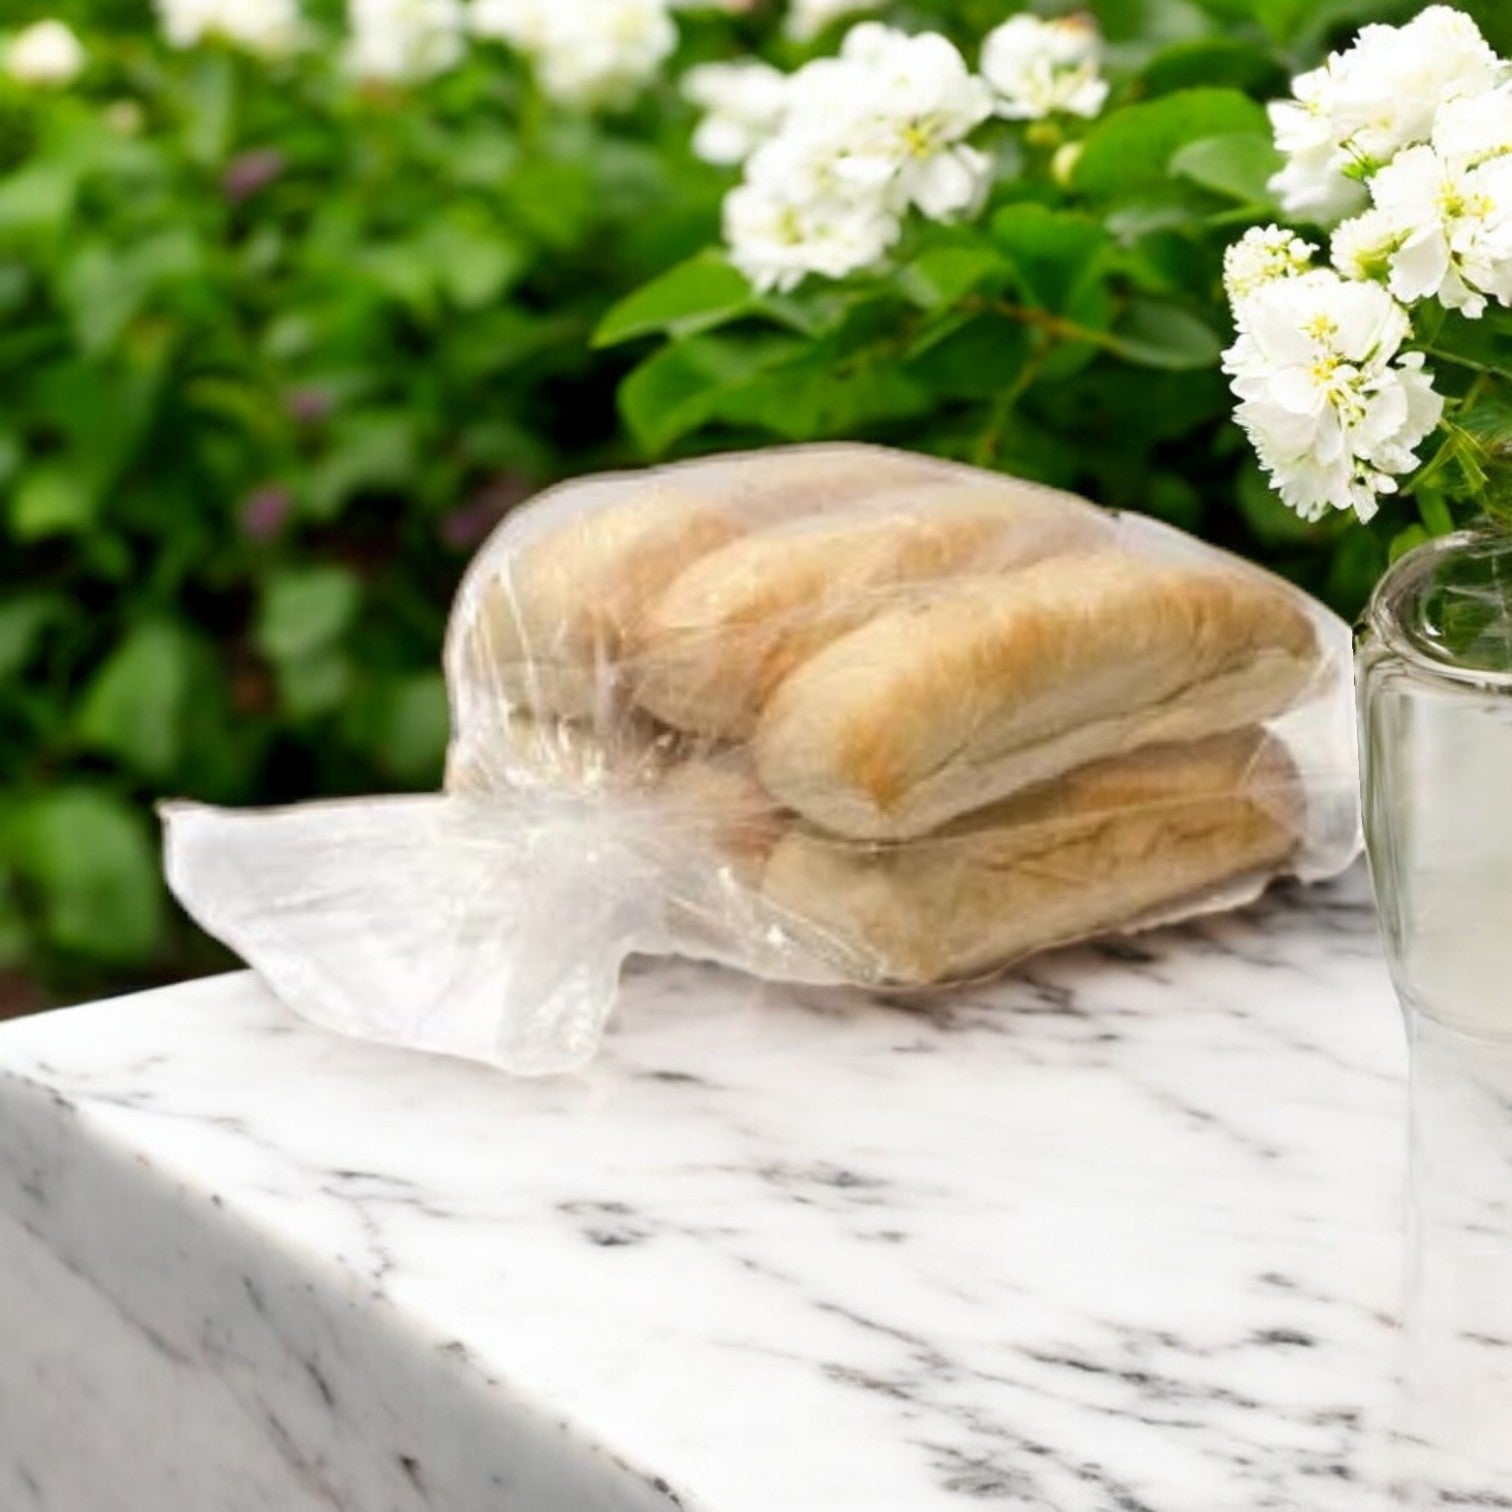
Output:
725,180,898,291
682,60,788,164
1365,142,1512,318
1268,5,1506,223
980,13,1108,121
1224,270,1441,521
1223,224,1316,304
347,0,465,81
474,0,675,108
1433,84,1512,167
719,22,997,288
784,0,876,44
470,0,539,50
1330,207,1406,283
5,19,84,84
156,0,303,56
823,24,994,220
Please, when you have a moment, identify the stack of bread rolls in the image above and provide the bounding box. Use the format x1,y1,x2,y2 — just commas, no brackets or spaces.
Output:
445,445,1329,987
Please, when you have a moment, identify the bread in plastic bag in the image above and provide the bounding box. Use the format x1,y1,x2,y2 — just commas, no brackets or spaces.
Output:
165,444,1360,1075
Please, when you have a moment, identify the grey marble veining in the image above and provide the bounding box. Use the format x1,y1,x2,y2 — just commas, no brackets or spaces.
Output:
0,868,1418,1510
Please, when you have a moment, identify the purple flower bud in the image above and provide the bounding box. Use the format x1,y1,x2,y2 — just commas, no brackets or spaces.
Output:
285,387,333,426
222,148,286,205
440,474,534,551
241,486,292,541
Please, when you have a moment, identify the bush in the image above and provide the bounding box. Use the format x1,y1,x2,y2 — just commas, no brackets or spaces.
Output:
5,0,1503,996
0,9,726,992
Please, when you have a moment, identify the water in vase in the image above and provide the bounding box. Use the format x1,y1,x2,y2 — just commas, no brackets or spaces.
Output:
1358,534,1512,1504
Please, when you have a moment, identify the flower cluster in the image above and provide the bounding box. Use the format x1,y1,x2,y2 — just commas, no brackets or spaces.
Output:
1224,234,1443,523
1279,3,1512,321
1229,7,1512,524
784,0,877,43
344,0,467,82
156,0,304,57
979,13,1107,123
142,0,685,101
473,0,676,109
691,14,1110,293
5,19,85,85
1269,6,1504,222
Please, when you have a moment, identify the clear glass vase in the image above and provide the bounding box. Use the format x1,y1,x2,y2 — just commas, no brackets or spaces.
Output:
1357,527,1512,1503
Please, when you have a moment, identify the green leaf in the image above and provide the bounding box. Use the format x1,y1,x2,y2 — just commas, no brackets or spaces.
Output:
55,231,200,357
896,246,1011,310
618,333,802,454
4,787,163,964
1140,38,1288,98
10,461,97,539
255,567,361,663
1412,487,1455,537
714,350,931,440
304,414,420,519
76,621,196,782
1073,88,1269,200
358,244,439,318
1238,461,1325,546
373,672,450,784
1250,0,1415,47
0,869,29,971
990,205,1111,313
1105,300,1223,369
425,218,528,311
1144,472,1205,531
0,594,66,682
56,244,147,357
183,49,238,165
758,287,870,338
275,647,352,721
907,314,1032,400
595,252,755,348
0,162,77,233
504,152,600,247
1390,523,1431,563
1325,527,1388,617
1170,133,1283,205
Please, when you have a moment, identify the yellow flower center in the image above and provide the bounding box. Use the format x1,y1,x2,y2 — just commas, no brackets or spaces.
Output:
900,120,938,158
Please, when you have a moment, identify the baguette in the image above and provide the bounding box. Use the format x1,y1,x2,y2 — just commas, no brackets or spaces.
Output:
634,478,1109,739
754,551,1319,840
455,447,942,720
761,730,1301,985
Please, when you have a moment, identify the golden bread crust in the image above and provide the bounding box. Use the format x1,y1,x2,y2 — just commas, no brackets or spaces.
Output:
761,731,1301,984
753,552,1318,838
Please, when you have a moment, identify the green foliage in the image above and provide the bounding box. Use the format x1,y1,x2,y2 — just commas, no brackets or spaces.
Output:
608,0,1434,647
0,15,725,994
0,0,1449,996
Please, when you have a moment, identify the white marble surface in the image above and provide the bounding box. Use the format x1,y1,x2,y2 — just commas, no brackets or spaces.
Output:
0,868,1420,1510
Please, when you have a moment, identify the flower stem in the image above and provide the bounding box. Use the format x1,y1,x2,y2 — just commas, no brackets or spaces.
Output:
1420,345,1512,384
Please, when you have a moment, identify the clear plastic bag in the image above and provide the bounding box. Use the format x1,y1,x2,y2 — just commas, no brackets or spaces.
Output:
165,444,1361,1074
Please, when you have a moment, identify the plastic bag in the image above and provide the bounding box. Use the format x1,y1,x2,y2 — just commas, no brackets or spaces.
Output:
165,444,1361,1074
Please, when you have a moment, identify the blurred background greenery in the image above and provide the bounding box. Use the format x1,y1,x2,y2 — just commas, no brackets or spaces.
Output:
3,0,1503,1010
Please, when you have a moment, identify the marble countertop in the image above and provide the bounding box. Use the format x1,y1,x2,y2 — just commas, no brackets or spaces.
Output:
0,868,1412,1511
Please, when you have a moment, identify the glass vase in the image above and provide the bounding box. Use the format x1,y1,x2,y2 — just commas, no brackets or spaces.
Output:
1357,527,1512,1503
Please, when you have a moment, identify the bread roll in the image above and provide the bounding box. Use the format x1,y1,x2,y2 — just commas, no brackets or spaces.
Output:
754,552,1318,840
634,478,1109,739
456,447,942,720
761,731,1301,985
658,758,784,880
